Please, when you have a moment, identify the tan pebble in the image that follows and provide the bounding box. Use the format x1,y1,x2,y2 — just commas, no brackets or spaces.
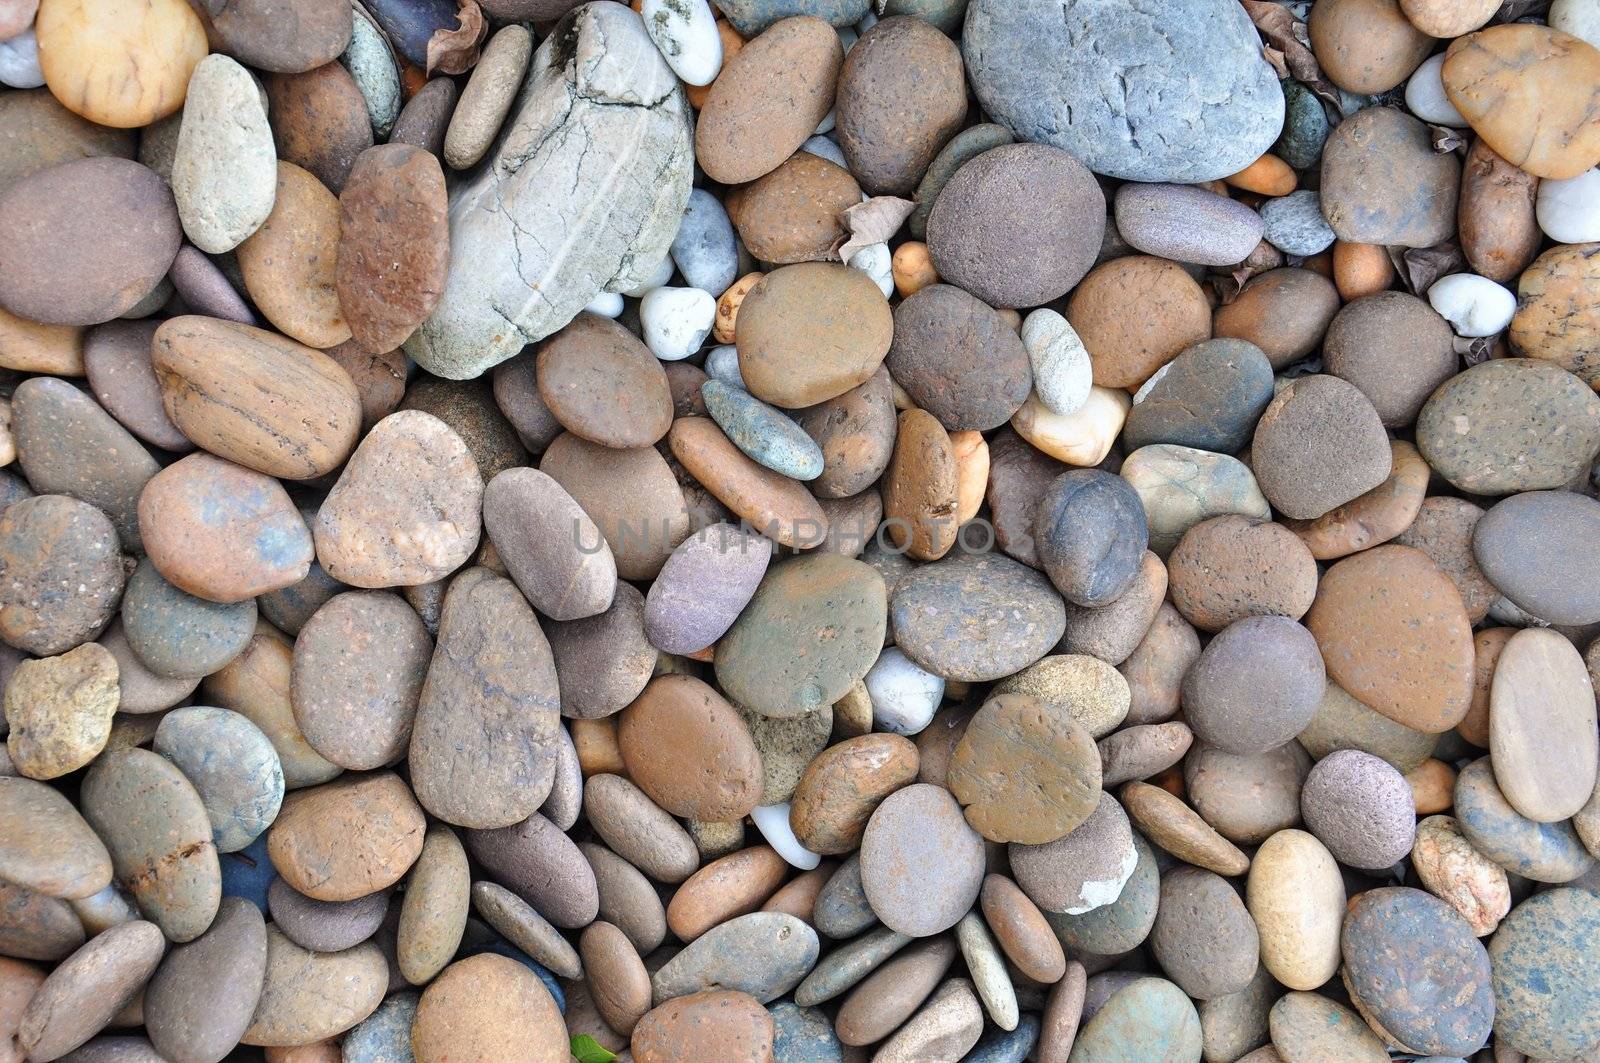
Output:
580,920,651,1037
761,862,832,924
1309,0,1432,94
36,0,207,128
1511,243,1600,387
1010,388,1128,467
411,953,567,1062
236,162,352,349
1411,814,1510,935
4,644,119,782
1283,441,1429,560
832,680,874,740
1332,241,1395,301
880,408,958,561
713,272,761,344
1246,829,1344,990
267,771,425,902
949,430,988,525
979,873,1066,984
666,846,788,942
1121,781,1248,876
0,306,83,375
892,241,939,297
790,733,919,855
1400,0,1499,36
1406,758,1456,815
1489,627,1599,823
571,717,626,777
1225,155,1296,196
1457,139,1542,284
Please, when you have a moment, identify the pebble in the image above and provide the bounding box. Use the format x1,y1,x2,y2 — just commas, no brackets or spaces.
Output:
170,55,276,255
267,771,423,901
1458,139,1543,283
1057,552,1167,666
1269,991,1388,1063
964,0,1281,181
1488,627,1598,821
1298,681,1436,773
1300,749,1416,869
409,953,565,1061
580,920,650,1036
948,692,1101,845
411,566,559,826
441,26,532,171
201,0,351,73
143,897,267,1063
1125,339,1274,455
1321,107,1460,247
862,647,945,735
732,153,859,264
835,936,957,1046
0,777,109,901
1122,444,1269,555
1441,24,1600,180
1475,490,1600,626
736,263,893,408
887,284,1032,431
17,920,164,1061
890,552,1066,682
340,993,417,1063
0,28,42,89
1012,791,1137,916
1489,887,1600,1057
1454,757,1594,882
1069,978,1203,1061
926,143,1104,309
203,624,340,789
1182,615,1324,754
836,15,965,195
1275,80,1330,170
1151,866,1259,1000
1406,53,1469,126
768,1001,842,1063
1324,292,1457,428
1513,242,1600,388
5,643,120,780
153,707,283,854
1552,0,1600,45
1259,190,1336,256
81,320,190,452
314,411,481,588
632,990,775,1063
645,522,770,654
1114,183,1264,266
1068,255,1212,389
789,732,917,853
1252,375,1392,520
341,7,399,140
0,495,125,656
1428,273,1517,337
617,675,762,821
1310,0,1431,93
1035,469,1148,607
266,878,388,953
545,580,654,719
1167,515,1317,632
1214,267,1340,370
703,380,825,480
1246,829,1344,990
81,748,221,942
652,911,818,1004
859,783,985,936
1019,309,1093,418
1411,816,1510,936
671,189,738,297
641,287,716,362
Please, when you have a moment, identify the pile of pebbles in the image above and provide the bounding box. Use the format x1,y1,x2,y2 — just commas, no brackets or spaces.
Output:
1,0,1599,1059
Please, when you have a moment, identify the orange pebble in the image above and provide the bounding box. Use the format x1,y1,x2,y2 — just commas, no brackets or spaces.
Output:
571,716,626,777
1302,250,1335,281
685,22,744,109
892,241,938,297
1225,154,1297,196
1332,240,1397,300
713,272,762,343
950,430,990,524
1406,758,1457,814
266,1044,341,1063
399,61,428,101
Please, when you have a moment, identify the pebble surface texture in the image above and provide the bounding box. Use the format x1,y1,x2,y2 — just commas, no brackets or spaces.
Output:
0,0,1597,1059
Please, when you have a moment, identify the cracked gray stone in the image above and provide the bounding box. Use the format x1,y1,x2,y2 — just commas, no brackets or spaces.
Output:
404,3,693,379
962,0,1285,182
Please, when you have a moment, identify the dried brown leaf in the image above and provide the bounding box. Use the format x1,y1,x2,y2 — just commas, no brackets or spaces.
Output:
834,196,917,261
426,0,488,76
1240,0,1345,118
1387,241,1468,295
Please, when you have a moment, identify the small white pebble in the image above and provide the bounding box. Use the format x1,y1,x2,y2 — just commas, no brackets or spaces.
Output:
640,0,722,87
751,803,820,870
864,647,945,736
641,286,715,361
1404,54,1467,127
1536,168,1600,244
583,290,624,318
1427,273,1516,337
801,134,848,169
1021,308,1094,416
847,242,894,297
619,253,675,298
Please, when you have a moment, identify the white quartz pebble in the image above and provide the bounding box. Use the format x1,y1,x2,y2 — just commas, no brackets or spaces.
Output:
641,0,723,86
0,28,44,89
848,242,894,297
1536,168,1600,244
584,290,624,318
751,803,821,870
1021,308,1094,416
1404,54,1467,127
641,286,716,361
1552,0,1600,48
864,647,945,736
1428,273,1516,338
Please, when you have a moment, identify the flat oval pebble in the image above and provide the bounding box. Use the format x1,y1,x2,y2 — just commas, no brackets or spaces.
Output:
539,431,689,582
263,64,371,194
81,747,221,943
880,407,959,561
1417,358,1600,495
1181,615,1324,755
1067,256,1212,390
1246,829,1344,991
891,552,1066,682
651,912,818,1004
242,928,386,1047
948,693,1101,845
886,284,1032,432
0,776,110,901
582,842,667,954
545,580,654,719
702,380,825,481
154,707,283,854
1489,627,1598,825
1124,339,1274,455
1213,268,1340,371
171,54,275,255
617,675,762,821
1269,991,1387,1063
1297,682,1435,774
1476,490,1600,626
409,568,559,829
1068,977,1202,1062
859,782,985,937
471,881,582,979
1320,107,1460,248
143,896,268,1063
795,367,896,500
536,312,673,449
1114,183,1264,266
82,320,191,452
585,774,700,885
1454,756,1594,883
267,771,423,902
632,989,775,1063
1341,886,1493,1057
235,162,350,349
788,733,919,854
396,824,468,986
716,553,885,718
340,992,417,1063
736,262,893,409
139,453,313,604
1013,791,1137,918
1300,749,1415,870
482,466,616,623
1251,374,1392,521
644,522,770,655
1150,866,1259,1000
17,920,164,1062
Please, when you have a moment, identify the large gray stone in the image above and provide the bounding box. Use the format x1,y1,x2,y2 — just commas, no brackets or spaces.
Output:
404,3,693,379
962,0,1284,182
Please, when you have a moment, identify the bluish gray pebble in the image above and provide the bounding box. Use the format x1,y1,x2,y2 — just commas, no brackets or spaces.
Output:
1259,189,1336,256
703,379,826,480
671,188,739,297
342,991,419,1063
704,345,746,389
963,1014,1041,1062
1275,80,1329,170
715,0,872,35
772,1001,845,1063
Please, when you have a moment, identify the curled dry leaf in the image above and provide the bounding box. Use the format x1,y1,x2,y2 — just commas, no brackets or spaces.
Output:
426,0,488,76
834,196,917,262
1387,241,1468,296
1240,0,1345,118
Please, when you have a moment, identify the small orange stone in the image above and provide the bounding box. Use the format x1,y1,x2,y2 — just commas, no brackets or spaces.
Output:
1225,154,1298,196
1332,241,1396,301
892,241,939,297
1406,758,1456,814
713,272,762,343
571,716,627,778
686,22,745,109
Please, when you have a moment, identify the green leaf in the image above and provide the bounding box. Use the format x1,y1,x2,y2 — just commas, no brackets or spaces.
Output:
570,1034,617,1063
